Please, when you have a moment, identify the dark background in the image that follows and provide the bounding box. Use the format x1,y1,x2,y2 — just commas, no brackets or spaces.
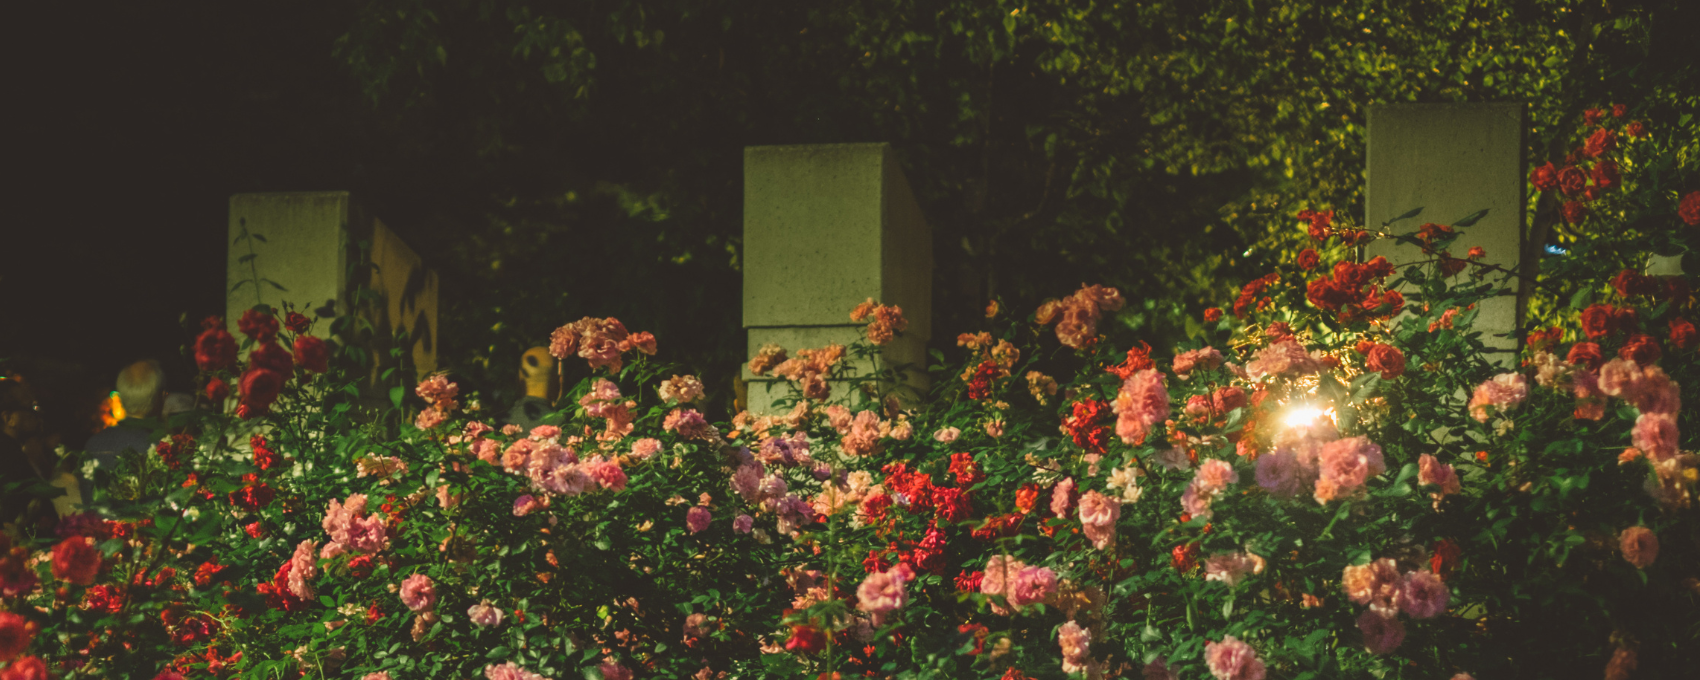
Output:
5,0,1694,445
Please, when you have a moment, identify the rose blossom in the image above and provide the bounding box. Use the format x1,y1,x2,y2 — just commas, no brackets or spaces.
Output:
932,426,960,443
0,611,34,661
1246,339,1322,379
1113,368,1170,445
979,554,1028,615
468,599,504,628
50,537,101,585
1202,635,1266,680
1357,608,1406,654
1172,346,1224,377
287,540,318,600
1467,372,1529,422
1058,620,1092,674
1417,454,1461,495
362,674,392,680
1077,491,1120,550
399,573,437,612
1342,558,1401,608
1051,477,1077,518
484,661,552,680
658,374,705,404
686,506,712,534
1011,565,1058,607
1203,552,1266,587
1194,459,1239,494
512,495,541,517
1396,570,1448,618
1631,413,1679,462
732,514,753,533
856,565,910,625
1619,526,1659,568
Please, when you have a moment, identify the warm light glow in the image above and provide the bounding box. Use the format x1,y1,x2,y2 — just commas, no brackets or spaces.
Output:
1282,404,1332,429
99,390,124,428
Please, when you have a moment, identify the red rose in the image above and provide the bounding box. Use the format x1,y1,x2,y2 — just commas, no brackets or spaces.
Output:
293,335,330,374
205,378,229,403
1566,342,1604,370
1530,162,1558,191
0,611,33,661
1557,166,1588,197
1585,128,1616,158
1591,160,1620,192
1171,542,1200,571
1297,248,1320,270
238,368,285,417
1584,108,1604,126
1681,191,1700,227
1431,538,1461,580
243,522,265,539
1612,270,1661,298
250,435,278,471
0,656,46,680
1203,307,1223,323
236,309,279,342
1211,386,1247,413
1562,201,1588,224
348,555,375,579
1611,103,1627,119
1619,334,1661,366
1663,276,1691,305
1365,343,1406,379
193,328,238,372
50,537,101,585
1625,121,1646,138
229,478,275,511
1669,318,1697,352
1578,305,1618,339
954,570,985,594
784,624,825,654
283,311,311,334
249,342,294,375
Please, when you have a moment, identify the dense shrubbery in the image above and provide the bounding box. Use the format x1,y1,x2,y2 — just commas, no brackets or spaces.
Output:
2,111,1698,680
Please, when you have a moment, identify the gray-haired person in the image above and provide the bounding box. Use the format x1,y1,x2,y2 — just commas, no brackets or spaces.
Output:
79,359,166,503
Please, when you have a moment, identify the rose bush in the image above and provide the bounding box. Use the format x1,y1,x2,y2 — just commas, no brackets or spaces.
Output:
1,111,1696,679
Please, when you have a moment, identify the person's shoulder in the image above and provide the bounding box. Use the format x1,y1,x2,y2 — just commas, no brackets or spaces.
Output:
84,421,154,453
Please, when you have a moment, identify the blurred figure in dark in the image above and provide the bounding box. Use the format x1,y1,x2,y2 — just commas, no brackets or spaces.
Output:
80,359,165,502
504,347,558,431
1,375,58,534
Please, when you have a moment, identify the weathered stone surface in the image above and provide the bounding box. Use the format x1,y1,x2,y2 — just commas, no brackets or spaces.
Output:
1365,103,1525,363
742,144,932,413
227,192,438,377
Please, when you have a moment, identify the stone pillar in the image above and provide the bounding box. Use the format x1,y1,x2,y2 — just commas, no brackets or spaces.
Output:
1365,103,1525,363
227,192,439,378
742,143,932,414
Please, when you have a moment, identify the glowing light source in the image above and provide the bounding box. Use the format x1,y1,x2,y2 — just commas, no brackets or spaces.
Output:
98,390,124,429
1282,404,1332,430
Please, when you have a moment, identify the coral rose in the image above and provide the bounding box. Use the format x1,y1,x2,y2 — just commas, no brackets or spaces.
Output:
1619,526,1658,568
0,656,46,680
1364,343,1405,379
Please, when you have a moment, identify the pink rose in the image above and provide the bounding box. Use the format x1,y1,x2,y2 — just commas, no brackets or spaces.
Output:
399,573,437,612
732,514,754,534
1396,570,1448,618
1357,608,1406,654
1011,565,1057,607
467,599,504,628
1077,491,1121,550
855,566,910,625
1058,620,1092,674
686,506,712,534
932,427,960,443
1203,635,1266,680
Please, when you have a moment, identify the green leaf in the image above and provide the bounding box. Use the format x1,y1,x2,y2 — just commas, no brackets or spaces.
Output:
487,646,510,658
390,386,406,409
238,253,258,264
